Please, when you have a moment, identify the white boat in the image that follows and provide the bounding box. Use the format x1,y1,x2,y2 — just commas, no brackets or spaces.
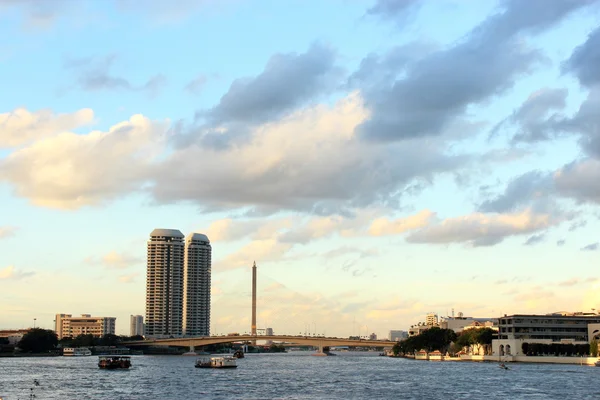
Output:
63,347,92,356
195,356,237,369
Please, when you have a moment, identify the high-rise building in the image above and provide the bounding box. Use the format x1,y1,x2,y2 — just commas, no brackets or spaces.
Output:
426,313,438,326
130,315,144,337
54,314,116,339
145,229,185,337
183,233,211,336
389,330,408,341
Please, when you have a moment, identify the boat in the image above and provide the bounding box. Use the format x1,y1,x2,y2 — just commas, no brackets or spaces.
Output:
98,355,132,369
195,356,238,368
63,347,92,356
233,350,244,359
594,360,600,367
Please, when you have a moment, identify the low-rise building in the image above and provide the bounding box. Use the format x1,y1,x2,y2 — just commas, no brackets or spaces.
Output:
55,314,116,339
0,329,29,345
440,316,497,333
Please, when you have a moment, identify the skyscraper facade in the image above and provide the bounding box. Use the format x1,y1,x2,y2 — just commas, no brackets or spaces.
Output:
145,229,185,337
183,233,212,336
130,315,144,337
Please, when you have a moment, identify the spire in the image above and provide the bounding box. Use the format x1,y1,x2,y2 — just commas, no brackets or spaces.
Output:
253,260,256,268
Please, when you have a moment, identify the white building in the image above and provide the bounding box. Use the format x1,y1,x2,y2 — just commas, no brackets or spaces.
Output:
440,315,497,333
389,330,408,341
145,229,185,337
183,233,212,337
493,312,600,356
54,314,116,339
130,315,144,337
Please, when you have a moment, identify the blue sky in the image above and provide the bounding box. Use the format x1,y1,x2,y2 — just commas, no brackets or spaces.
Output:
1,0,600,337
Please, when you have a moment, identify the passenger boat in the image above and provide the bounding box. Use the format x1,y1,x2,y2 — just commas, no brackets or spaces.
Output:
595,360,600,367
98,355,132,369
63,347,92,356
195,356,237,369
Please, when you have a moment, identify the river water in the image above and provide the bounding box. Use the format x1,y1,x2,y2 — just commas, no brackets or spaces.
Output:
1,352,599,399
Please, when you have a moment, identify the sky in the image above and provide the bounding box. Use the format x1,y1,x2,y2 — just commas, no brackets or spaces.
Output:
1,0,600,337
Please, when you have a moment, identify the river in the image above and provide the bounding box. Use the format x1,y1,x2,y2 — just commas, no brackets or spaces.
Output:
1,352,599,399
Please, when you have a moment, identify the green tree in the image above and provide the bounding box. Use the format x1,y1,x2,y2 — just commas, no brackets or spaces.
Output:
97,334,120,346
17,329,58,353
71,334,96,348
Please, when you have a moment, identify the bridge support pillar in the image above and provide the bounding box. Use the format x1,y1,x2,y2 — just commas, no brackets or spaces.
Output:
189,345,195,353
243,344,248,353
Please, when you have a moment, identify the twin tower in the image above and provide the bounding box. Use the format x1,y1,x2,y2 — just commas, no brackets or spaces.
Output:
145,229,211,337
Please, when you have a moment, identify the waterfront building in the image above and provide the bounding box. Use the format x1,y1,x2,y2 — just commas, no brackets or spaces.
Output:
183,233,212,336
0,329,29,345
145,229,185,337
388,330,408,341
369,332,377,340
493,312,600,356
440,315,498,333
130,315,144,337
54,314,116,339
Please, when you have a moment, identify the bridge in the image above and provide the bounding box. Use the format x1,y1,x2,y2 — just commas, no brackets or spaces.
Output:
124,335,397,354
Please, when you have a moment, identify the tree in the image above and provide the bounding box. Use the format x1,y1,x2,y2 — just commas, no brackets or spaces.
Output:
97,334,120,346
474,328,494,355
71,334,96,348
590,339,599,357
18,329,58,353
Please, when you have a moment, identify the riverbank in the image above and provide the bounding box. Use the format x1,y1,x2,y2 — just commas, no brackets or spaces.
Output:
392,353,600,366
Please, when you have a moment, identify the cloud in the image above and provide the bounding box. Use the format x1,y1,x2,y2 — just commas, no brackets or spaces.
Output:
490,88,568,143
581,242,599,251
554,159,600,204
118,273,139,283
557,239,566,247
0,265,34,280
65,54,166,95
558,278,580,287
321,246,378,260
0,114,168,209
354,0,591,142
0,226,17,239
564,25,600,87
0,108,94,148
0,0,73,28
185,75,208,95
368,209,434,236
568,220,587,232
406,209,559,247
186,42,343,149
479,171,554,213
523,233,545,246
154,93,466,215
365,0,421,22
100,251,142,269
215,239,293,271
205,218,292,242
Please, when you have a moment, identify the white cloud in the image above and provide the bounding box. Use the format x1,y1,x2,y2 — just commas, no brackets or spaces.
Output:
0,114,168,209
406,209,559,247
368,209,434,236
0,265,34,280
0,107,94,148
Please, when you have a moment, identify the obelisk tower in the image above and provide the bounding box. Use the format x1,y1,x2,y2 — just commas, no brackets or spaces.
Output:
251,261,257,343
